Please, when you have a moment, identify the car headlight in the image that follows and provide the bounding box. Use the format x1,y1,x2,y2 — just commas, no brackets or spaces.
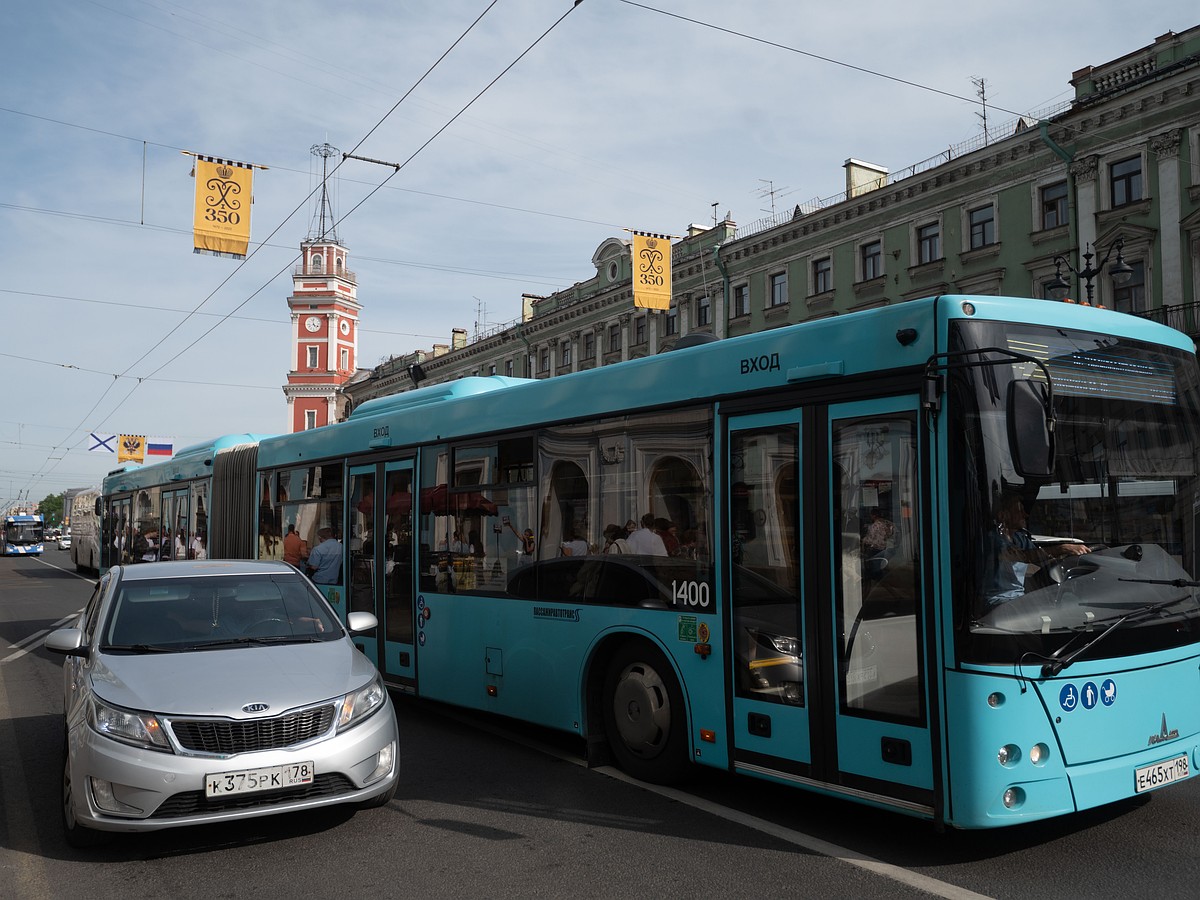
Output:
88,696,171,751
337,675,386,731
762,632,800,658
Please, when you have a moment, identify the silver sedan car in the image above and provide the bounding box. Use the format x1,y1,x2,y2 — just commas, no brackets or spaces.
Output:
46,560,399,847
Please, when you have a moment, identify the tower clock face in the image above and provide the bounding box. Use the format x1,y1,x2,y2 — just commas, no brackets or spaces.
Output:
304,316,322,333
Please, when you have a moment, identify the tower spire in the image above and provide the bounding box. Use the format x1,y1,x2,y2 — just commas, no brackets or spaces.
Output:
308,143,339,242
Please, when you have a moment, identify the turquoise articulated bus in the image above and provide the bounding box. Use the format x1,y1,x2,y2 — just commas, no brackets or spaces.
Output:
2,513,44,556
100,434,270,571
103,295,1200,828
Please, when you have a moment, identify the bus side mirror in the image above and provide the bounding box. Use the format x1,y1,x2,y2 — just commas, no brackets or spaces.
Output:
94,497,102,515
1007,380,1055,478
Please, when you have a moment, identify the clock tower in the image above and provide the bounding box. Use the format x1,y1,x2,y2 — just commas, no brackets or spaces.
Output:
283,145,359,433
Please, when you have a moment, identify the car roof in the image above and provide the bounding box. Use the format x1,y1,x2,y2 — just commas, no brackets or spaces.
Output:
112,560,300,581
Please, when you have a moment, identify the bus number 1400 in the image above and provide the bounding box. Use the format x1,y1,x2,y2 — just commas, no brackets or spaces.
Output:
672,580,710,608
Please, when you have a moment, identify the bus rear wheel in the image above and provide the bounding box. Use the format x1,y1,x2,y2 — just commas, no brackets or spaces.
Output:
601,640,688,785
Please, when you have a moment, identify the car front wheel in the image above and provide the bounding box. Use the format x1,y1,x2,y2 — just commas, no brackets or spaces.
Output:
61,736,111,849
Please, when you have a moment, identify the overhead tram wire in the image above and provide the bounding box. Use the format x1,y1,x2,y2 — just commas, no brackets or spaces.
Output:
14,1,587,497
14,1,510,497
134,0,589,388
98,0,510,387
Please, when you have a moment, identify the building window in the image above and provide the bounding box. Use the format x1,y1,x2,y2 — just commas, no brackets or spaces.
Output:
1110,156,1143,208
609,322,621,352
560,340,572,366
488,363,497,376
917,223,940,264
665,307,679,336
307,346,318,368
696,295,711,326
635,316,646,345
1040,181,1068,230
505,359,514,377
305,410,317,430
339,348,349,370
812,257,832,294
583,331,595,359
969,205,995,249
769,272,788,307
310,255,323,272
861,240,883,281
733,284,750,317
1112,260,1146,314
539,348,550,372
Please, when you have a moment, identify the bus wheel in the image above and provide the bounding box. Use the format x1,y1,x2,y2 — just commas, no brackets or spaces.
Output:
602,640,688,785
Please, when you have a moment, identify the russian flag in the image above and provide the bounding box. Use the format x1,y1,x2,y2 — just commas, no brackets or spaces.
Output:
146,437,174,457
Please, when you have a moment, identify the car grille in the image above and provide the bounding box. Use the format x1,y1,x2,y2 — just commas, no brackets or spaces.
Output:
150,774,357,818
170,705,337,754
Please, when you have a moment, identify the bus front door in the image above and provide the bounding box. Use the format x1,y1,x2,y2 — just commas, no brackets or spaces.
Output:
727,400,934,817
825,399,934,812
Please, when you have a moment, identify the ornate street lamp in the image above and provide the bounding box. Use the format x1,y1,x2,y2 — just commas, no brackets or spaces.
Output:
1048,238,1134,304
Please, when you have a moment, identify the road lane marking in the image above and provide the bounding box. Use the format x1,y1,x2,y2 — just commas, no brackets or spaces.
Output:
425,704,994,900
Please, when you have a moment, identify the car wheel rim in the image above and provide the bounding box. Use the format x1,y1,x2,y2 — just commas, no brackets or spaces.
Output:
611,661,671,759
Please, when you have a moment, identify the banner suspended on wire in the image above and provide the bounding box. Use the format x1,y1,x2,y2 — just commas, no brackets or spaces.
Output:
630,230,673,310
188,153,266,259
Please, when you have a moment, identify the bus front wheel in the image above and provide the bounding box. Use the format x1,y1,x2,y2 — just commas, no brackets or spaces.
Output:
601,640,688,785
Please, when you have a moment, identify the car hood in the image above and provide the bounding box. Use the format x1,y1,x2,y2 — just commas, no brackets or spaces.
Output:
90,641,376,717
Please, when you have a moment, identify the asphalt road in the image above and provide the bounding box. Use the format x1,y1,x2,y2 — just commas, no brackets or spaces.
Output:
3,552,1199,899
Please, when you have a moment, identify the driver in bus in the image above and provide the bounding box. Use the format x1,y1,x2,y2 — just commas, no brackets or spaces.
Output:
987,492,1089,604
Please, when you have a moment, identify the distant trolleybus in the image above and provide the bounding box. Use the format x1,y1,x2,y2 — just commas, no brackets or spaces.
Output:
2,514,44,556
100,295,1200,828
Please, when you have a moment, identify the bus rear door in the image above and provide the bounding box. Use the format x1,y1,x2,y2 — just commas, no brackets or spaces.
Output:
347,460,416,688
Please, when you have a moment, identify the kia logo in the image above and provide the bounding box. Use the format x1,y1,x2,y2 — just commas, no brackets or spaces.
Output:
242,702,270,714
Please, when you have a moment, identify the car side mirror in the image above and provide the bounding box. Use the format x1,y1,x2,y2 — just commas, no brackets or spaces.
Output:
346,611,378,634
45,628,88,658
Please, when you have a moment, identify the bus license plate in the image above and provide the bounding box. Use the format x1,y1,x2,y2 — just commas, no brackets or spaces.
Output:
205,761,314,798
1134,754,1189,793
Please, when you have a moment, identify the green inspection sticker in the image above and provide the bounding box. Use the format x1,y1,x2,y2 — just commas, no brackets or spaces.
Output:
678,615,697,642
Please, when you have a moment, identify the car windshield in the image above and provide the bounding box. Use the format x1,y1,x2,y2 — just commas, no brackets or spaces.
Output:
947,319,1200,666
100,573,342,651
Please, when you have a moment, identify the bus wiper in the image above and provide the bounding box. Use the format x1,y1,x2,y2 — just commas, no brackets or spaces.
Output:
1118,577,1200,588
1041,594,1196,678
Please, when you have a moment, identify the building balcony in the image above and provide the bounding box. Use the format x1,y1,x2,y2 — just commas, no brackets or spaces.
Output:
294,265,356,284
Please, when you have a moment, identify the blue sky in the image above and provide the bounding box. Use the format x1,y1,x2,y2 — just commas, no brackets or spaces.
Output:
3,0,1195,506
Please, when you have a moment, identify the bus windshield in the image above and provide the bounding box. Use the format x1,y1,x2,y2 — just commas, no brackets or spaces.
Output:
948,319,1200,666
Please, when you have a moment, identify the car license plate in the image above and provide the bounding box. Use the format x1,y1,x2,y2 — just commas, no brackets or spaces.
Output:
1134,754,1189,793
205,761,315,798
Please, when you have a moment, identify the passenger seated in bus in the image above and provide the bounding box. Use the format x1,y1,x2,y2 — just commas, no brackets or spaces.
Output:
602,523,630,554
560,528,588,557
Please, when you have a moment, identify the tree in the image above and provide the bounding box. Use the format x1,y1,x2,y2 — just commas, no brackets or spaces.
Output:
39,492,64,527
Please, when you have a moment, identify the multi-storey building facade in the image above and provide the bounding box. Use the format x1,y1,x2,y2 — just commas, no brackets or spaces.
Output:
342,26,1200,411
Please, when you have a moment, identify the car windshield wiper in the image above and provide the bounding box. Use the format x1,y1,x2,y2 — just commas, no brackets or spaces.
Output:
1041,594,1196,677
198,635,325,648
102,643,179,654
